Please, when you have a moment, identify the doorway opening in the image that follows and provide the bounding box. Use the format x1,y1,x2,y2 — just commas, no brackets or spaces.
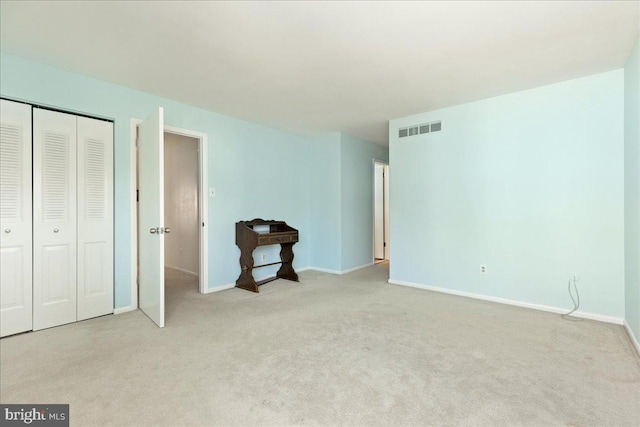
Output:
162,132,200,310
130,114,208,327
373,161,389,264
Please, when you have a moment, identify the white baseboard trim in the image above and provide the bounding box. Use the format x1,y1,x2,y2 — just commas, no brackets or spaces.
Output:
341,262,375,274
303,262,375,276
624,320,640,357
206,268,312,293
203,283,235,294
388,279,624,325
166,265,198,277
113,305,137,315
306,266,342,275
204,265,376,293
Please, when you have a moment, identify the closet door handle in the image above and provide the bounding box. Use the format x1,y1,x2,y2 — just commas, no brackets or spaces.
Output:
53,228,59,233
150,227,159,234
163,227,171,234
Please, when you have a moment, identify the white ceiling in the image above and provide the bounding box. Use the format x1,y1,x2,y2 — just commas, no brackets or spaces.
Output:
1,1,638,145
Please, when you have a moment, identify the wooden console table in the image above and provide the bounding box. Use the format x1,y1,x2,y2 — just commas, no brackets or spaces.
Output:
235,219,299,292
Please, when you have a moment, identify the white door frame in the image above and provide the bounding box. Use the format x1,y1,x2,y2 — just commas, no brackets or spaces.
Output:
130,118,209,308
372,159,389,262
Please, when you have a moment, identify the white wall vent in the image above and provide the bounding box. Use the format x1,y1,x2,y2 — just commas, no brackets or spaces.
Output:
398,120,442,139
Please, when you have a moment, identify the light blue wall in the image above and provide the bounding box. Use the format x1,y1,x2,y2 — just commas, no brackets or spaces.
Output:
625,34,640,342
389,70,625,318
307,132,389,272
0,52,312,308
340,133,389,271
309,132,342,272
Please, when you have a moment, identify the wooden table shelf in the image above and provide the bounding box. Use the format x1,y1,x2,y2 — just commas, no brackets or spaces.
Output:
235,219,299,293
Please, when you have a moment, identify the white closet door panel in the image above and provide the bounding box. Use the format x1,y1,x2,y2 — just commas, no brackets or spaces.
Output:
33,108,77,330
77,117,113,321
0,99,32,337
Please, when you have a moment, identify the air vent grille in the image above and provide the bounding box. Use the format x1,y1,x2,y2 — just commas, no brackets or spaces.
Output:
398,120,442,139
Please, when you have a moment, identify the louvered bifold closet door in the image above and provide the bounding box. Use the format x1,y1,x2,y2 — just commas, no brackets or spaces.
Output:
77,117,113,320
0,100,33,337
33,109,77,331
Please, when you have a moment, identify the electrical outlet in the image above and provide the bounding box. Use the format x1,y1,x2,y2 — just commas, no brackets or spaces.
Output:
261,254,267,261
480,264,487,274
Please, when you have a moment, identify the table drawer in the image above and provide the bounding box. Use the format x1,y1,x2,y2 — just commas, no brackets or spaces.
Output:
269,235,291,244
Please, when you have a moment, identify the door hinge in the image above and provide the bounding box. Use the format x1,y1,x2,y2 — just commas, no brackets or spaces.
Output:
202,222,205,227
384,242,386,247
136,190,139,202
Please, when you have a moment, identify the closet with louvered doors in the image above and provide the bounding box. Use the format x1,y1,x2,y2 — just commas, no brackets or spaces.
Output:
0,100,114,337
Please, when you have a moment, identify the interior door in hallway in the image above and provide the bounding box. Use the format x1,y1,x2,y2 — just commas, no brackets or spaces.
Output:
374,162,389,261
138,107,165,327
374,163,385,259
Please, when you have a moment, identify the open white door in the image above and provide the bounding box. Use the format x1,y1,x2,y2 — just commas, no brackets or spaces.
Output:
138,108,165,327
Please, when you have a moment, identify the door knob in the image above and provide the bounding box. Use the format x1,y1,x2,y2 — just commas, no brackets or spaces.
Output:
53,228,59,233
163,227,171,234
4,229,10,234
150,227,159,234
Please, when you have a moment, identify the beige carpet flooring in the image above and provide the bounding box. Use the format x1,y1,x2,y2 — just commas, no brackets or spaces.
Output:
1,263,639,426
